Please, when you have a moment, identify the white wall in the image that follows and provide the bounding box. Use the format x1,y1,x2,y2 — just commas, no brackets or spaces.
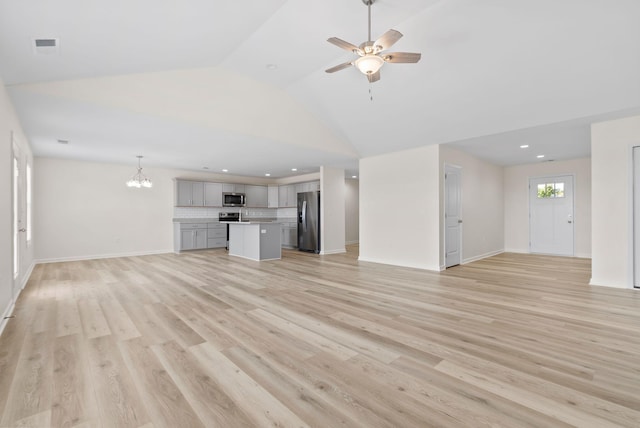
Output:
345,179,359,245
0,78,34,330
504,158,592,258
591,115,640,288
440,146,504,265
34,158,272,262
359,145,440,270
320,166,346,254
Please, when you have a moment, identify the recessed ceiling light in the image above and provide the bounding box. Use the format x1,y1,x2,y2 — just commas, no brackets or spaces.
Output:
265,173,271,177
520,144,529,148
291,168,297,172
537,155,545,158
57,139,69,145
266,64,278,70
222,169,228,172
352,175,358,179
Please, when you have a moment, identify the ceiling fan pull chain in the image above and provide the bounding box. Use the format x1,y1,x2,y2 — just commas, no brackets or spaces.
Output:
369,82,373,101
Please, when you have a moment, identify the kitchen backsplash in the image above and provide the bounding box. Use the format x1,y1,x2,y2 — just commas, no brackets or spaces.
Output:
174,207,286,219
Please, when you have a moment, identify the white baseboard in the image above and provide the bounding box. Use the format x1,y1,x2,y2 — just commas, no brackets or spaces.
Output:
357,256,440,272
462,249,504,265
0,260,35,337
36,249,174,264
345,240,359,245
320,248,346,255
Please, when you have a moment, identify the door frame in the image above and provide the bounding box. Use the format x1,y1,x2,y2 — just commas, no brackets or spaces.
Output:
444,163,462,268
633,146,640,288
11,132,24,298
528,173,576,256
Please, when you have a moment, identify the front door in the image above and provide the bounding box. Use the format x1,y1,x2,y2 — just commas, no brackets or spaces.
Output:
445,164,462,268
529,175,574,256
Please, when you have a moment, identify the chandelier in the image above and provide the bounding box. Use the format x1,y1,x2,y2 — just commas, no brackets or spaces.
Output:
126,155,152,188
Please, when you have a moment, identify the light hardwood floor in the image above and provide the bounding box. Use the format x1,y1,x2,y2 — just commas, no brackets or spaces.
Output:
1,246,640,427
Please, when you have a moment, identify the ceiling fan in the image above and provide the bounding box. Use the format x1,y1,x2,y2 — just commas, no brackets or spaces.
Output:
325,0,422,83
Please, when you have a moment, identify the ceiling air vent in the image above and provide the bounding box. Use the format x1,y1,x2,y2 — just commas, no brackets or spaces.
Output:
33,38,59,55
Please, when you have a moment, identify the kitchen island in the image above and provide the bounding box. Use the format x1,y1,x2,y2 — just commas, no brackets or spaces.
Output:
225,222,282,261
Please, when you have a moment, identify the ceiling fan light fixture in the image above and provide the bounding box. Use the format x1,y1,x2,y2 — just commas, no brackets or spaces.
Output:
355,54,384,75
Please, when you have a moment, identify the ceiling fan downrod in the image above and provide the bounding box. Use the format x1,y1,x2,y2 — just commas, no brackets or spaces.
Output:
363,0,374,42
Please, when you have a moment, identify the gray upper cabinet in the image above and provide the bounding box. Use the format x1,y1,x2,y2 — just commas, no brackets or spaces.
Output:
245,185,268,208
175,180,204,206
296,181,320,194
204,182,222,207
278,184,296,207
268,185,279,208
222,183,245,193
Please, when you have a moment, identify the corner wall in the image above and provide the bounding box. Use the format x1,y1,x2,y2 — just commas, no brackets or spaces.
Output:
591,115,640,288
359,145,440,270
320,166,346,254
345,179,359,245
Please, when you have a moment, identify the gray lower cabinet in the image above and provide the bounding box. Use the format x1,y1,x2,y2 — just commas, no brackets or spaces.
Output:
207,223,226,248
281,222,297,248
178,223,208,250
175,222,226,252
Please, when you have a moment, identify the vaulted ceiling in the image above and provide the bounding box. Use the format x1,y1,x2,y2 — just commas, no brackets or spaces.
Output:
1,0,639,177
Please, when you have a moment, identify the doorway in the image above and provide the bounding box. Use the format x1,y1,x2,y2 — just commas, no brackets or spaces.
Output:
445,164,462,268
529,175,574,256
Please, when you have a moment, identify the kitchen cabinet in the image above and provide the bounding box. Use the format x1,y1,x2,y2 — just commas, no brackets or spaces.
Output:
245,185,268,207
281,222,297,248
207,223,226,248
178,223,207,250
203,182,222,207
222,183,245,193
268,185,279,208
278,184,296,207
296,181,320,194
175,180,204,206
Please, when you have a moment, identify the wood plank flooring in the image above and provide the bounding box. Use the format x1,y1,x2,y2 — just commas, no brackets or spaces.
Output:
1,247,640,427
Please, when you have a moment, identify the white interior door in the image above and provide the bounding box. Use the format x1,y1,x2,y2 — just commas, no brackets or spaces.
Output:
529,175,574,256
634,147,640,288
445,164,462,268
12,139,25,297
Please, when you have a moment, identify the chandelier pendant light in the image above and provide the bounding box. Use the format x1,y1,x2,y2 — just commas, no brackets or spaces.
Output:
126,155,153,188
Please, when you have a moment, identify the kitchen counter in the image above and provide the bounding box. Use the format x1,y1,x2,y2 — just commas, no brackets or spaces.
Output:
228,222,282,261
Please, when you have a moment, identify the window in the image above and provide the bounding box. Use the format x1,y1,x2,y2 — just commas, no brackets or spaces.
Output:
26,163,32,243
537,182,565,199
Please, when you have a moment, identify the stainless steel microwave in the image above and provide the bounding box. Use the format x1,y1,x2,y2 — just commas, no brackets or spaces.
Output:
223,192,246,207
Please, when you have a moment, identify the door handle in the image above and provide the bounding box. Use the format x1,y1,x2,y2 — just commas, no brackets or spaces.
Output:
568,220,572,224
458,220,463,224
19,228,26,232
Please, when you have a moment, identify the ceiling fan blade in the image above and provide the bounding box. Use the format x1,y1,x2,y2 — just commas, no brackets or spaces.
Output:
327,37,362,54
325,62,353,73
374,29,403,51
367,70,380,83
383,52,422,63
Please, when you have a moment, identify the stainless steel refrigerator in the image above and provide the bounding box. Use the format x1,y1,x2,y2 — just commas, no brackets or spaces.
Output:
297,191,320,253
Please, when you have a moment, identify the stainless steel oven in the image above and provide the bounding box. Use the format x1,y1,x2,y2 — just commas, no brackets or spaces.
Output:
219,212,240,249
